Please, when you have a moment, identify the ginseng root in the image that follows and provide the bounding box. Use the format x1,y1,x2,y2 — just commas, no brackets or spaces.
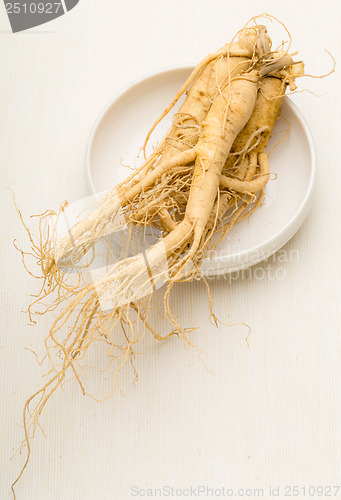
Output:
12,17,306,499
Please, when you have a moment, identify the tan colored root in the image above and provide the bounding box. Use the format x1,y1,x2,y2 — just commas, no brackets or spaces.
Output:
15,54,294,327
43,25,281,273
157,55,252,164
142,31,261,157
200,152,259,254
220,151,269,193
158,208,177,232
49,60,261,269
53,148,197,267
13,18,306,499
150,69,275,286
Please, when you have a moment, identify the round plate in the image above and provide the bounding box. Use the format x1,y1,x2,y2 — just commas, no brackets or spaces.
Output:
87,65,315,275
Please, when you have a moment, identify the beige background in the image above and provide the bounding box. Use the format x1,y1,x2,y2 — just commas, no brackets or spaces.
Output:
1,1,340,499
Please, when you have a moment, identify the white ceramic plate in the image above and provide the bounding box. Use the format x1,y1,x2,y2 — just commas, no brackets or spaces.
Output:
87,65,315,276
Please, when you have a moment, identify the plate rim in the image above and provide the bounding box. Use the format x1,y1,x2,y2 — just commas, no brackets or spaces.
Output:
86,64,316,274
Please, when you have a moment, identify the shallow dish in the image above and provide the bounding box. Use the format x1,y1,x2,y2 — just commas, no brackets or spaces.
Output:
87,66,315,275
